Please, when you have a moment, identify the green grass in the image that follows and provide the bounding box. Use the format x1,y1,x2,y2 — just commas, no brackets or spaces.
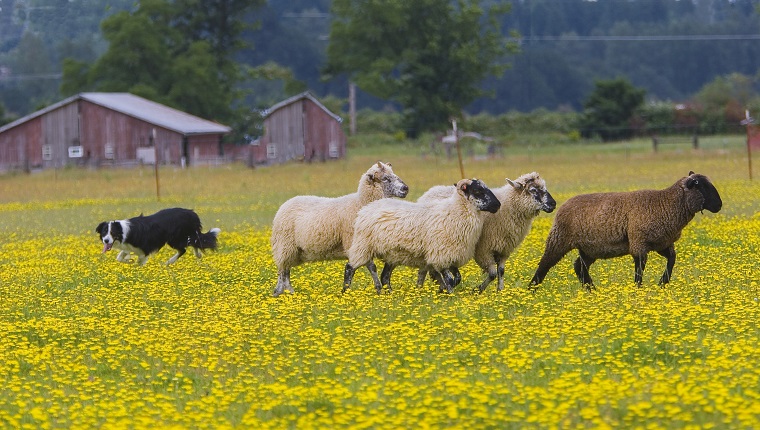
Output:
0,135,759,428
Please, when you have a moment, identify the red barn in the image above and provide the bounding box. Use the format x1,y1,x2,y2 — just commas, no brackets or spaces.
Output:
0,92,231,172
251,92,347,165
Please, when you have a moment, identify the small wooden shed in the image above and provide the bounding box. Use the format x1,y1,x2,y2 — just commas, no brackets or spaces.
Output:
252,92,346,165
0,92,231,172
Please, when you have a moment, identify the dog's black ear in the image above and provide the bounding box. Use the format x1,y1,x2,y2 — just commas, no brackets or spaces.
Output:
96,222,107,235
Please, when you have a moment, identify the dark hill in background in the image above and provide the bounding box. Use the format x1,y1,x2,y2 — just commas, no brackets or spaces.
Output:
1,0,758,118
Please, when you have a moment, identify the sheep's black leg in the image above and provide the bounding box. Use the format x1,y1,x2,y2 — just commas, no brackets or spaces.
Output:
657,246,676,285
273,269,292,297
366,261,383,294
477,264,497,293
573,251,596,291
633,254,647,286
431,271,445,292
441,269,457,294
380,263,395,291
452,267,462,287
416,268,428,288
530,246,570,289
342,263,356,293
496,262,506,291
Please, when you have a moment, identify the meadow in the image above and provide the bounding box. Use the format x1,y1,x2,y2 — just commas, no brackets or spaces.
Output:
0,135,759,429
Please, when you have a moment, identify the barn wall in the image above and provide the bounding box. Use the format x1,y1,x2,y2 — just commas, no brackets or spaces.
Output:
187,134,223,165
1,96,229,172
41,102,80,168
79,101,184,165
303,100,346,162
260,100,305,164
252,97,346,166
0,118,41,171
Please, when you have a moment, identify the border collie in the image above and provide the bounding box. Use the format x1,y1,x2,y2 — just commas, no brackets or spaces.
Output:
96,208,220,265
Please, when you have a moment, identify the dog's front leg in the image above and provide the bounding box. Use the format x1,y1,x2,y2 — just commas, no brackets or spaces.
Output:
116,251,130,263
166,248,186,265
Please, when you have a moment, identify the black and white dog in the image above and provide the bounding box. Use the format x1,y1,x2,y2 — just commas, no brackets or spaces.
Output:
96,208,220,265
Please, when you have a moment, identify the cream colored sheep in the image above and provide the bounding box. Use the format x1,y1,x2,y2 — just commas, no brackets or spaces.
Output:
343,178,500,294
415,172,556,292
271,161,409,297
530,171,722,290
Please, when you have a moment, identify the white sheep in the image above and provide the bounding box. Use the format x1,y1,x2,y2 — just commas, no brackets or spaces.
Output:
343,178,501,294
530,171,722,290
415,172,556,292
270,161,409,297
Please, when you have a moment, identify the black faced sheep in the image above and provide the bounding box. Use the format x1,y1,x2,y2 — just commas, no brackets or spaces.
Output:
270,161,409,297
529,171,722,290
416,172,556,292
343,178,501,294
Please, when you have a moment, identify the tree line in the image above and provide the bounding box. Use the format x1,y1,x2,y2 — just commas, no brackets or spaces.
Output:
0,0,759,141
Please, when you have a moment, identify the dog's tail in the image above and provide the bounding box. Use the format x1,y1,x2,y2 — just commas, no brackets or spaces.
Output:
192,228,221,251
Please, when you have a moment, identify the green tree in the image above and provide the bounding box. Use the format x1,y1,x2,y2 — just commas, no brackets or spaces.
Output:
579,78,646,142
324,0,514,138
60,0,264,126
0,103,12,126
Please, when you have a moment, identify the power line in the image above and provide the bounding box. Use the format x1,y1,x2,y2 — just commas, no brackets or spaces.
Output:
0,73,62,81
518,34,760,42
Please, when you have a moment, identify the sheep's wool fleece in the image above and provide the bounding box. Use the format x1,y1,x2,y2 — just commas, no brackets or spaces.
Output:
270,163,395,266
474,180,543,268
350,189,484,270
548,179,704,258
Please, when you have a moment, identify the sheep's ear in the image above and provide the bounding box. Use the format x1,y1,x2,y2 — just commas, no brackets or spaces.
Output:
456,179,470,193
506,178,524,191
688,170,695,176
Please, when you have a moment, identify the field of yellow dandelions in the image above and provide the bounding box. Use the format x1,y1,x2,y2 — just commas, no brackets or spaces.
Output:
1,147,759,429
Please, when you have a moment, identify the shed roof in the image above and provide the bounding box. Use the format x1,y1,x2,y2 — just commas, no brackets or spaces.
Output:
265,92,343,123
0,92,231,135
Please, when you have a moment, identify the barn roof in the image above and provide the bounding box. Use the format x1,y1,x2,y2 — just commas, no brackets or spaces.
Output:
265,92,343,123
0,92,231,135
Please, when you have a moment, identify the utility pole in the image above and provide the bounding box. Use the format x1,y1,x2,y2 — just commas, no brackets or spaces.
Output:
349,82,357,136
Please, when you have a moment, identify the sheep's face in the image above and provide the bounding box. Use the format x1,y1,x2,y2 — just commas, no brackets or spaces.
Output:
458,179,501,213
367,161,409,198
507,173,556,213
686,171,722,213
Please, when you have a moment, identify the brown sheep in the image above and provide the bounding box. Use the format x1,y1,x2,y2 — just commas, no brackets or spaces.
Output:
530,171,722,290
